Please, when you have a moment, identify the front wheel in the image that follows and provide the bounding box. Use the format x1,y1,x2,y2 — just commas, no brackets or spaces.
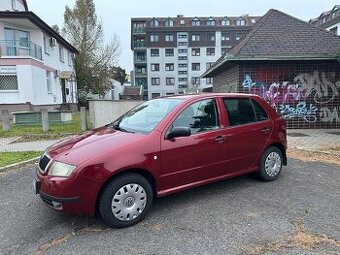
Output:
258,147,283,181
99,173,153,228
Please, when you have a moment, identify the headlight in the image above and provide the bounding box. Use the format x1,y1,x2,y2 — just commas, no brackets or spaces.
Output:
48,161,76,177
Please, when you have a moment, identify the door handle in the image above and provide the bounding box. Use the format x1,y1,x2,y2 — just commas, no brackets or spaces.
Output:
215,136,226,143
261,127,271,134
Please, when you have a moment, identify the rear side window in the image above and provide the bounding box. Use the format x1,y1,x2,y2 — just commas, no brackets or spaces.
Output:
223,98,269,126
252,99,268,121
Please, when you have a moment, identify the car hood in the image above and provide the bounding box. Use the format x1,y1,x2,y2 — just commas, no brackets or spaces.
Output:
47,126,146,166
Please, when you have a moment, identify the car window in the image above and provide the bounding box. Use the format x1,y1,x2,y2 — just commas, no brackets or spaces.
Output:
252,99,268,121
116,98,183,134
172,99,219,134
223,98,256,126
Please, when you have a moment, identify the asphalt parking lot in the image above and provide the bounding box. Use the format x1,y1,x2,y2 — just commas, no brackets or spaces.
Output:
0,158,339,255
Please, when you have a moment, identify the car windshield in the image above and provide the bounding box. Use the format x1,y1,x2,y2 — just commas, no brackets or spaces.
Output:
112,98,183,134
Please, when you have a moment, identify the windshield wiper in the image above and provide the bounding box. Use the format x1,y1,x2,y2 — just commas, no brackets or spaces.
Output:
112,123,134,133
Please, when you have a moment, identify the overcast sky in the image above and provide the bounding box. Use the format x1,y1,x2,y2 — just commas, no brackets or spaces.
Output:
27,0,339,72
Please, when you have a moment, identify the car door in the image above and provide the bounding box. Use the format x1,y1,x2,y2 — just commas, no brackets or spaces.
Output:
223,97,273,173
160,98,228,192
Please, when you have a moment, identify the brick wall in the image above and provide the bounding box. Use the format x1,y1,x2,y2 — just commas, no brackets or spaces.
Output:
213,60,340,128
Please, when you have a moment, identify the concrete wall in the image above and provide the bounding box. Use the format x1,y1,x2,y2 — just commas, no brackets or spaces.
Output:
88,100,144,128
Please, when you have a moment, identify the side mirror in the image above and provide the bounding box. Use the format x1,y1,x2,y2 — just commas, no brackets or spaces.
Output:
166,127,191,139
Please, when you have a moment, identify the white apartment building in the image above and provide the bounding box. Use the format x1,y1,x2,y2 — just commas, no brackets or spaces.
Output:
131,15,260,99
0,0,78,111
309,5,340,35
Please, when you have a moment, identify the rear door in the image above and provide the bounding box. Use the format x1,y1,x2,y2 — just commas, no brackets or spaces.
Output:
223,97,273,173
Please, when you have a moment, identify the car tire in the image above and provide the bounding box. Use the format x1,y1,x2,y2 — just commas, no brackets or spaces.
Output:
258,146,283,182
99,173,153,228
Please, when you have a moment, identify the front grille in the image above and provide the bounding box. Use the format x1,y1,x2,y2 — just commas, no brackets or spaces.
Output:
39,154,51,172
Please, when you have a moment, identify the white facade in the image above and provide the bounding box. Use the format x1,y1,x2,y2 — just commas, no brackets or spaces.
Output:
0,1,77,106
0,0,26,12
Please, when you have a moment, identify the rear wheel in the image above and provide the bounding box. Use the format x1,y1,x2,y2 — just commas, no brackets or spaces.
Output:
258,146,283,181
99,173,153,228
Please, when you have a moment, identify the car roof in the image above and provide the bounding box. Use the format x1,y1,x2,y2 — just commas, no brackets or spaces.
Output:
164,93,260,100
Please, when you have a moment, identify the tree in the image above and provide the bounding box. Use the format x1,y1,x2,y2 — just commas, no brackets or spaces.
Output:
112,66,127,85
62,0,120,105
51,25,60,34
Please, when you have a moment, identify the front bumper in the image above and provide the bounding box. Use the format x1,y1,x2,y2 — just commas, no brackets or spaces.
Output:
33,170,80,211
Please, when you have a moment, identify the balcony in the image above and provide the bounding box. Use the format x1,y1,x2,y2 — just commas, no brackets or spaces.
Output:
133,27,146,34
133,41,146,48
0,40,42,60
134,56,147,63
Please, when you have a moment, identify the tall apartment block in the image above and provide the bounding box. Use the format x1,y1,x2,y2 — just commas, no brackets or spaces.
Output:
131,15,261,99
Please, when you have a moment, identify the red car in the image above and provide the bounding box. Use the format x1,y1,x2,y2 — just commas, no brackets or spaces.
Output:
34,93,287,228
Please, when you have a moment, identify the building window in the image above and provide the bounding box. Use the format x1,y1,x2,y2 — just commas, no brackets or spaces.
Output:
166,77,175,85
151,63,159,71
221,48,229,55
164,18,174,27
11,0,16,10
43,35,50,54
221,17,230,26
150,34,159,42
151,49,159,57
150,18,159,27
59,46,64,62
179,71,187,75
221,33,230,41
178,49,187,53
236,18,245,26
178,42,188,46
46,71,52,92
236,33,245,41
166,93,175,96
165,63,174,71
191,77,200,85
192,48,200,56
179,63,187,68
68,52,72,66
206,48,215,56
151,78,160,85
178,56,187,60
165,34,174,42
192,63,200,71
251,18,256,24
192,18,200,26
191,34,200,41
178,34,187,39
180,20,185,26
0,75,18,90
207,17,216,26
152,93,161,98
206,62,214,69
207,33,215,41
330,26,338,34
206,78,213,84
179,78,187,82
165,48,174,56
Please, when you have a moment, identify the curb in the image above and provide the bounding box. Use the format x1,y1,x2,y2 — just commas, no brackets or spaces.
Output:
0,157,40,173
289,147,340,156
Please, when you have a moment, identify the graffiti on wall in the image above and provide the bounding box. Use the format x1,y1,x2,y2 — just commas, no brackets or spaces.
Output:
242,71,340,124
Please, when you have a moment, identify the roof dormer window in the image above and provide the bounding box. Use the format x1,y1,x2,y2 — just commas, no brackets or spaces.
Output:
236,18,245,26
207,17,215,26
150,18,159,27
165,18,174,27
192,17,200,27
221,17,230,26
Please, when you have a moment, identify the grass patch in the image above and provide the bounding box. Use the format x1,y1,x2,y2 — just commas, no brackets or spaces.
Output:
0,151,42,168
0,112,90,138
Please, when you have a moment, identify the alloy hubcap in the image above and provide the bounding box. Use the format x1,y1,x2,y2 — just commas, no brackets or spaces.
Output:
265,152,282,177
112,183,147,221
